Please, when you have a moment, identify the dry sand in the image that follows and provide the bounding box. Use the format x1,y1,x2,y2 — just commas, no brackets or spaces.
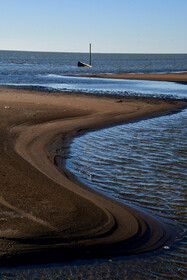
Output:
70,72,187,82
0,86,186,266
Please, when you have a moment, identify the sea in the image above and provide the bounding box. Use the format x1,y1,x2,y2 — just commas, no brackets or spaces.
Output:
0,51,187,280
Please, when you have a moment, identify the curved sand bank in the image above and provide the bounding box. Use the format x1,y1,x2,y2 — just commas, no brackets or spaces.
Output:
70,72,187,82
0,86,186,266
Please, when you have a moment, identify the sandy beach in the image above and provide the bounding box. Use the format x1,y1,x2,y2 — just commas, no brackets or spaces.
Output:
0,85,186,266
70,72,187,82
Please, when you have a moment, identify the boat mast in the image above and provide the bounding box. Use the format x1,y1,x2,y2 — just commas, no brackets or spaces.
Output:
89,43,91,66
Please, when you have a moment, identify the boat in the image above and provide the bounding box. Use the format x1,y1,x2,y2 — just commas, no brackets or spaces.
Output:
78,44,92,67
77,61,92,67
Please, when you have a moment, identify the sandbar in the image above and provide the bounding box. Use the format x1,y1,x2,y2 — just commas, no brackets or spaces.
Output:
0,86,186,266
70,72,187,82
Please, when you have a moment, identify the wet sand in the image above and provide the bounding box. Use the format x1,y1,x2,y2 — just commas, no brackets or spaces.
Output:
0,86,186,266
70,72,187,82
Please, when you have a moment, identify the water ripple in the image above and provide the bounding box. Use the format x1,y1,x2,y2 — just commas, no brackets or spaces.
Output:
65,109,187,279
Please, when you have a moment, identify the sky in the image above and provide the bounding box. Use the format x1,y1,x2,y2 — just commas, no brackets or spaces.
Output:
0,0,187,53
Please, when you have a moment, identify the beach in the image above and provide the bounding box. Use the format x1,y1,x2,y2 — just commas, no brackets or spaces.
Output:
0,84,186,267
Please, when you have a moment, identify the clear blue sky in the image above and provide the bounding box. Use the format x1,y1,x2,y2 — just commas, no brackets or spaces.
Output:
0,0,187,53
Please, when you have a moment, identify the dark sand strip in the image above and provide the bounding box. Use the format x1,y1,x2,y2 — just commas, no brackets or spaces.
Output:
0,87,186,266
70,72,187,82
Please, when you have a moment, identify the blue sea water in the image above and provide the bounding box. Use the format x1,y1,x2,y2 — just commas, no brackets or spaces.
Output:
0,51,187,99
0,51,187,75
0,51,187,279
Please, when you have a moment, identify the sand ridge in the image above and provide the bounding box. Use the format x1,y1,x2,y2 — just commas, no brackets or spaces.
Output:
69,72,187,82
0,86,186,266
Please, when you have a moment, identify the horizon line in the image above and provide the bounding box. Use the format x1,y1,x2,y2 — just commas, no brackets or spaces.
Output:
0,49,187,55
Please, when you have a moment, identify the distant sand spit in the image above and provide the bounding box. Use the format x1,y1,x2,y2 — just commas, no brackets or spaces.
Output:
70,72,187,82
0,86,186,266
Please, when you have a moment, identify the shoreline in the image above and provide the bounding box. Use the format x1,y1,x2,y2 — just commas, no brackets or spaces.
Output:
0,86,186,266
69,72,187,83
